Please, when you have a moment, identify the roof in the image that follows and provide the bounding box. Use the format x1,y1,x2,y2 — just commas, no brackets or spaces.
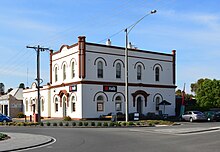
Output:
0,88,23,101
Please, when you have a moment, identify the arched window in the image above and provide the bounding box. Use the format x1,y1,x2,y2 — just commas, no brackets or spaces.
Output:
116,63,121,79
55,67,58,82
55,97,58,112
115,96,122,111
41,98,44,112
155,67,160,81
97,61,103,78
30,99,33,111
71,96,76,112
156,97,160,111
25,99,28,112
71,62,75,79
137,65,142,80
63,64,66,80
97,95,104,111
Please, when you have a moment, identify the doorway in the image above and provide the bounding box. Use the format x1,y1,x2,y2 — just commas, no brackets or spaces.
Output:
63,96,67,117
137,96,143,114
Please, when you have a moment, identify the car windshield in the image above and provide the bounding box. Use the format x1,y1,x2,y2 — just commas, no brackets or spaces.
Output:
193,111,203,114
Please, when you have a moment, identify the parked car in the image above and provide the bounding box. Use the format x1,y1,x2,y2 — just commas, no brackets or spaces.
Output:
204,111,220,121
181,111,207,122
0,113,12,123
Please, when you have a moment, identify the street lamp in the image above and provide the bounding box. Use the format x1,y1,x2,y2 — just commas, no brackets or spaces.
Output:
124,10,157,122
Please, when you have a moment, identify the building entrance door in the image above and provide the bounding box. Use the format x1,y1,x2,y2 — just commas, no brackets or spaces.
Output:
63,102,67,117
137,96,142,114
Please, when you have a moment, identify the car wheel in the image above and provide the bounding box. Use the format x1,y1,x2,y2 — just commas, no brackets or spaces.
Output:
189,117,193,122
3,120,7,123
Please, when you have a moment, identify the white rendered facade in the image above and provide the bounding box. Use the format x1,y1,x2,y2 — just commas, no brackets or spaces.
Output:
23,36,176,119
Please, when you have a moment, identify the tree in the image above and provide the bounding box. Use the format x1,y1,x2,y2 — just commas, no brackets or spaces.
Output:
0,83,5,95
175,89,182,96
193,79,220,110
19,83,25,89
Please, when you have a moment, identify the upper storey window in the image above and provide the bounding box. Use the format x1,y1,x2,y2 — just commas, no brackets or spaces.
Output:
116,63,121,79
55,67,58,82
155,67,160,81
137,65,142,80
63,64,66,80
97,61,103,78
71,61,75,79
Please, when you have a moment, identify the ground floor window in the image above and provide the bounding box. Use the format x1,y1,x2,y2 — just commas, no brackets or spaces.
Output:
55,97,59,112
72,102,76,112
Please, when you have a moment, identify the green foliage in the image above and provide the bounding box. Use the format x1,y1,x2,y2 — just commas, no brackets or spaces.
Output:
63,116,72,121
122,122,127,126
97,122,102,126
0,133,8,140
78,122,83,126
59,122,63,126
91,122,95,126
128,121,134,126
65,122,69,126
40,122,44,126
194,79,220,109
53,122,57,126
83,122,88,126
103,122,108,127
17,112,25,118
19,83,25,89
72,122,76,126
46,122,51,126
109,122,115,127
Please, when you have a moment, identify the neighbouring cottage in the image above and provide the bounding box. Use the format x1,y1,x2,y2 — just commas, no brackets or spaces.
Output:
0,88,23,117
23,36,176,119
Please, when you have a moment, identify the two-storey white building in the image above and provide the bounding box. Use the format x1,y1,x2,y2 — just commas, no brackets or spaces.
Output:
23,36,176,119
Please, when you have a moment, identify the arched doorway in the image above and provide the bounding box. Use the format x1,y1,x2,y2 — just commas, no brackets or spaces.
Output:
137,96,143,114
63,96,67,117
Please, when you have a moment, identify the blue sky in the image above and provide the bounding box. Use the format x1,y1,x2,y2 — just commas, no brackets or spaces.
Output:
0,0,220,93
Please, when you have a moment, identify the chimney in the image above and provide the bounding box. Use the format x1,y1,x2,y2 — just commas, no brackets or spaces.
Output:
106,39,111,46
128,42,132,49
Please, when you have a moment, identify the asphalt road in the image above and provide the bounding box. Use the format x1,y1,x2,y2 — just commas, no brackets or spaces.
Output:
1,122,220,152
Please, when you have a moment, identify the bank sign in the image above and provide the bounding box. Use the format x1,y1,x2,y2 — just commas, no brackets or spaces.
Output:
103,86,117,92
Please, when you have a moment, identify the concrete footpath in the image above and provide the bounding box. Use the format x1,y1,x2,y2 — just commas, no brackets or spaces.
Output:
0,132,55,152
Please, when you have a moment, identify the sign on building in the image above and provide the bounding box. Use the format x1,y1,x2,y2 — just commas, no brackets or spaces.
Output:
103,86,117,92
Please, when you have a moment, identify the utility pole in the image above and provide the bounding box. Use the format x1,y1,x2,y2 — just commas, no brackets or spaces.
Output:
26,45,49,123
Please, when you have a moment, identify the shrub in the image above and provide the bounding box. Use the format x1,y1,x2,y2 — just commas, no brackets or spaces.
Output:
128,122,134,126
97,122,102,127
53,122,57,126
0,133,8,140
63,116,72,121
103,122,108,127
17,112,25,118
116,122,121,127
122,122,127,126
136,122,140,126
91,122,95,126
109,122,115,127
40,122,44,126
78,122,83,126
46,122,51,126
65,122,69,127
72,122,76,126
59,122,63,126
84,122,88,126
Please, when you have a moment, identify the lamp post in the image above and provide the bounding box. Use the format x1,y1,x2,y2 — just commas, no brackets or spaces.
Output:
125,10,157,122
